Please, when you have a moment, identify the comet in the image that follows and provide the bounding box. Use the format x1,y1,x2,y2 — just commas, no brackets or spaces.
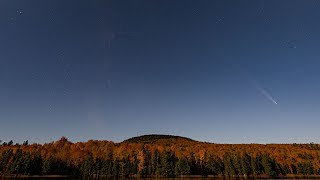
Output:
258,87,278,105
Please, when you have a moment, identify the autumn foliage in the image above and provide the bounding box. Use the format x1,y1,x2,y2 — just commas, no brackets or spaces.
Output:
0,135,319,178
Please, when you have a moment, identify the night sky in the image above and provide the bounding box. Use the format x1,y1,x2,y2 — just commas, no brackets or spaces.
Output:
1,0,320,144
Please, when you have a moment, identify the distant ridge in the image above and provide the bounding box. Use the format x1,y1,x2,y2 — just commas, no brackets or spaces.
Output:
122,134,196,143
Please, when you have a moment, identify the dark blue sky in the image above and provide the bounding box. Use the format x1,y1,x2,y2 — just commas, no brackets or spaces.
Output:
1,0,320,143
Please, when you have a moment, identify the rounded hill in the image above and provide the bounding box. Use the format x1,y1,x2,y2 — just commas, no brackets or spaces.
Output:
122,134,196,144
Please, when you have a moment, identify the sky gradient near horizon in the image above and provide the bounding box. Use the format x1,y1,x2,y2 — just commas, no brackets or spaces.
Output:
1,0,320,144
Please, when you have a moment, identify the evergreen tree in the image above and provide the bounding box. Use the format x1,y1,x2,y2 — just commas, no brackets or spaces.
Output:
112,157,120,177
23,140,28,146
261,154,276,177
159,151,175,177
174,157,190,176
8,148,24,175
153,149,161,177
241,153,252,176
0,149,13,174
104,151,114,175
81,153,94,177
42,157,54,175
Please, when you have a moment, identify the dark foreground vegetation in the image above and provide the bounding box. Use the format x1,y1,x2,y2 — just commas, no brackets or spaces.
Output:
0,135,320,178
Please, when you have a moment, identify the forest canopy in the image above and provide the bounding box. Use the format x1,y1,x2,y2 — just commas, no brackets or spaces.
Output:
0,135,319,178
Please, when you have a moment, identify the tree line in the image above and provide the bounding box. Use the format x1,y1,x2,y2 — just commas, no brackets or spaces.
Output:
0,136,319,178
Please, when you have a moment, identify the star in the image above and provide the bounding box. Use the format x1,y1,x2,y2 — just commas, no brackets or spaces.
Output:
16,9,24,15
